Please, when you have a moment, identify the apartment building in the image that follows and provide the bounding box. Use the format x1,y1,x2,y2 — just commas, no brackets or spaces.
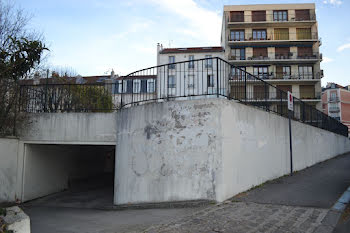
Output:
322,83,350,135
221,3,323,110
156,44,225,98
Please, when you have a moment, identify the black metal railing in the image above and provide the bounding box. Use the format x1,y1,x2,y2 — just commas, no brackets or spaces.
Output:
122,57,347,137
230,71,323,80
228,12,316,23
229,52,321,61
229,32,318,41
18,57,348,137
19,83,118,113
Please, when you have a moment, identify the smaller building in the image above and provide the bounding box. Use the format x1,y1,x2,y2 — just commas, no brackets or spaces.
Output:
114,75,157,107
156,44,225,99
322,83,350,135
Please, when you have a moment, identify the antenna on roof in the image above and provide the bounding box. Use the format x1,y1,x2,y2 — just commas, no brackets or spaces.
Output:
168,40,173,48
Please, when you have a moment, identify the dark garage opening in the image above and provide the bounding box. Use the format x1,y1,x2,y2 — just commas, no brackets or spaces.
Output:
22,144,116,208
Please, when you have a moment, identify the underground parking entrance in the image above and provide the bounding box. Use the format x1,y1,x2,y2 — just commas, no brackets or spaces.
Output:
21,144,116,209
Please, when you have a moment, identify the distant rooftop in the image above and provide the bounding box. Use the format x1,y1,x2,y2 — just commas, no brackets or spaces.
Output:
159,46,224,54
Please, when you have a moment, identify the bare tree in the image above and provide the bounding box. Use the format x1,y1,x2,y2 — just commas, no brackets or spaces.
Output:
0,0,47,136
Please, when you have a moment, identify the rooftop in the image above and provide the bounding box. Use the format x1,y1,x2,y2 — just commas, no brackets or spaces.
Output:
159,46,224,54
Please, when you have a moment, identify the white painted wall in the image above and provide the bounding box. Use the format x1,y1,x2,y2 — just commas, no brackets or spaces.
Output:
19,113,117,144
0,138,19,203
115,98,350,204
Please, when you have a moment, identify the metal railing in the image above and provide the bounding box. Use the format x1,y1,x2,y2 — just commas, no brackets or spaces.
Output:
18,83,118,113
229,32,318,41
229,52,321,61
230,72,320,80
228,13,316,23
18,57,348,137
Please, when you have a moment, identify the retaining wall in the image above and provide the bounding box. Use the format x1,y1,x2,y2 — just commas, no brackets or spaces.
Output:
115,98,350,204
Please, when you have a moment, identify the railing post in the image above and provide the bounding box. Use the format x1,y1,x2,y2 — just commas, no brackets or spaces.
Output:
280,90,283,116
121,80,123,108
264,82,268,111
244,72,247,104
216,58,219,98
310,106,313,126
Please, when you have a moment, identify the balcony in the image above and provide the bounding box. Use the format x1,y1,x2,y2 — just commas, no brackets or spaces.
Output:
329,97,340,102
229,91,320,102
228,32,319,46
227,13,316,28
228,52,322,64
229,72,321,82
329,106,340,113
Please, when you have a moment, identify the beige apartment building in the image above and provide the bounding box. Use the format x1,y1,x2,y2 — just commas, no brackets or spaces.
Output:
221,3,322,110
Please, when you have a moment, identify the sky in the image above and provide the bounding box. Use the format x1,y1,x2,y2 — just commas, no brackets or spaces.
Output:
13,0,350,86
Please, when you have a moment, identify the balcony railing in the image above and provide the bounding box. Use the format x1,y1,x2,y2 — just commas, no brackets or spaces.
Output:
228,13,316,23
229,32,318,42
329,97,340,102
230,72,319,81
329,107,340,113
229,52,321,61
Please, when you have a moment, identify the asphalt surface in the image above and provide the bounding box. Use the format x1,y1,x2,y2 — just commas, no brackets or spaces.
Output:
23,205,203,233
233,153,350,209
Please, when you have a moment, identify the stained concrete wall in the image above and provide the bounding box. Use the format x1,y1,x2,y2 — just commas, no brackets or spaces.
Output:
115,100,223,204
19,113,117,144
115,98,350,204
0,138,19,203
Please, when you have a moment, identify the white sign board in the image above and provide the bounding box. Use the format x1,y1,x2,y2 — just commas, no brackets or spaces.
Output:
287,91,293,111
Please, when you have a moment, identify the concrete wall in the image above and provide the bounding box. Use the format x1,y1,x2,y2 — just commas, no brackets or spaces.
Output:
0,138,19,203
115,98,350,204
219,100,350,201
19,113,117,144
115,100,224,204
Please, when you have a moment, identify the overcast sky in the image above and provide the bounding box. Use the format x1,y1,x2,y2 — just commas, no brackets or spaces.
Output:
15,0,350,86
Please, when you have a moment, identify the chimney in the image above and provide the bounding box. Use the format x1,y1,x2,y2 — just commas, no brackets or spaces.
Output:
111,69,115,79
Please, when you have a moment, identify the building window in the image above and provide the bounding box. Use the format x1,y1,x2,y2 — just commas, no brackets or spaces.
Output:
168,56,175,69
252,11,266,22
253,66,269,79
300,85,315,99
115,80,122,94
124,80,133,93
205,55,212,68
275,47,291,59
133,79,141,93
298,66,313,79
147,79,155,93
231,48,245,60
282,66,291,79
230,30,245,41
168,75,176,88
296,28,312,40
231,67,246,80
207,74,215,87
274,28,289,40
188,55,194,69
276,66,291,79
295,10,310,21
230,11,244,22
253,29,267,40
141,80,147,93
253,47,268,58
273,10,288,21
297,47,313,58
187,75,195,89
